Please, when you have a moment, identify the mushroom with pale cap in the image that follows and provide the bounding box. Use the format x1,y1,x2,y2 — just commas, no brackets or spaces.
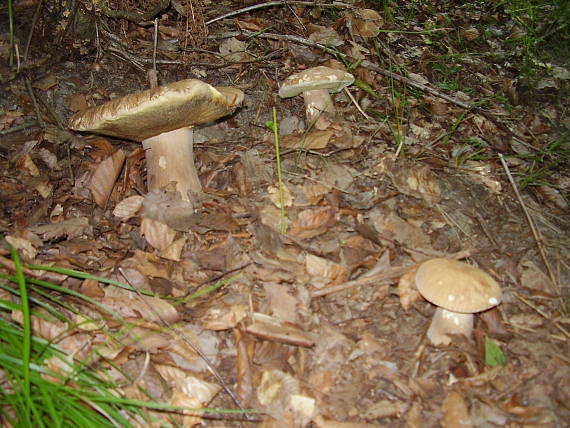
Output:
415,258,502,346
69,79,244,200
278,66,354,130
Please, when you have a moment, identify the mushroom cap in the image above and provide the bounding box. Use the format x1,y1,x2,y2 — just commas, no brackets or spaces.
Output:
278,66,355,98
415,258,502,313
68,80,244,142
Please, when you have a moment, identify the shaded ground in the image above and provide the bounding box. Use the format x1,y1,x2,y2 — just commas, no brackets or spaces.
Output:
1,0,569,426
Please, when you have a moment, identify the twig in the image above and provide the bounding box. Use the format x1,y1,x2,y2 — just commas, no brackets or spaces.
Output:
515,292,569,339
0,121,39,135
311,249,476,297
205,1,353,26
23,0,43,64
344,86,371,120
216,30,474,110
498,154,558,290
97,0,170,23
118,266,251,415
23,77,44,129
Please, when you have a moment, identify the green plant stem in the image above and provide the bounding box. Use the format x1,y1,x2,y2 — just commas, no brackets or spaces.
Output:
11,248,33,424
272,107,286,234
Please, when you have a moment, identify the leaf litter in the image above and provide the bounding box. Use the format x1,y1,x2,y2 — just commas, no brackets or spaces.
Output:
0,0,569,426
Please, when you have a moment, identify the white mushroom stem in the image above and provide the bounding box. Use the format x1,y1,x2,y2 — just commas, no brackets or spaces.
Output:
302,89,336,128
142,127,201,200
427,308,474,346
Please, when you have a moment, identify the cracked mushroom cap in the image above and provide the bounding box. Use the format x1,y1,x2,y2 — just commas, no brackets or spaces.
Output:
416,258,502,313
68,79,244,141
278,66,355,98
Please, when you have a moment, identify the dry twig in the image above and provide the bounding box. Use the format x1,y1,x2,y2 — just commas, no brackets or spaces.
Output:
205,1,354,26
498,154,558,290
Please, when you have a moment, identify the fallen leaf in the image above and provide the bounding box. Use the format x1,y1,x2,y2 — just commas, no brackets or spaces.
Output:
441,390,473,428
113,195,144,221
398,265,421,311
289,206,337,240
281,129,334,149
89,149,125,207
30,217,92,240
305,253,349,286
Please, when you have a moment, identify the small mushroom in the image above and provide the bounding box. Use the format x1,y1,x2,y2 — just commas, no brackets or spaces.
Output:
278,66,354,130
69,79,244,200
415,258,502,346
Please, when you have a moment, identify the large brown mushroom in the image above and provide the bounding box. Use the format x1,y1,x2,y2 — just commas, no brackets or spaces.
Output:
69,79,244,200
415,258,502,346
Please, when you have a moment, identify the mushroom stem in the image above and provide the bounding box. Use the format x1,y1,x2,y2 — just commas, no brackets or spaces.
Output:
427,308,474,346
142,127,201,200
302,89,336,129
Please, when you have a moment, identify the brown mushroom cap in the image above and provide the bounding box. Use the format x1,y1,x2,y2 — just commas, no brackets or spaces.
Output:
278,66,354,98
68,80,244,141
415,258,502,313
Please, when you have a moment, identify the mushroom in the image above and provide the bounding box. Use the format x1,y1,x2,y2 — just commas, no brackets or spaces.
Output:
415,258,502,346
69,79,244,200
278,66,354,130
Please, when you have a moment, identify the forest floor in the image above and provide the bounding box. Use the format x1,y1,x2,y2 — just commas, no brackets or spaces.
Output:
0,0,569,427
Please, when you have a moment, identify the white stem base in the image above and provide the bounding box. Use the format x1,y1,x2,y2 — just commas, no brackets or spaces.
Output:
427,308,474,346
143,128,201,200
303,89,336,130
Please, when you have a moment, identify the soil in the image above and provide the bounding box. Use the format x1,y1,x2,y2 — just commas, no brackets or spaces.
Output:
0,1,569,427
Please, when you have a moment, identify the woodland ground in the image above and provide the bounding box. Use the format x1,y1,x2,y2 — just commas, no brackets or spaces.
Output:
0,0,569,427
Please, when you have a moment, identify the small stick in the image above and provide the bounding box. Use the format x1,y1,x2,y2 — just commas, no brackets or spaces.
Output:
344,86,371,120
498,154,558,290
312,249,476,297
206,1,353,26
147,17,159,89
515,292,569,339
23,0,43,64
216,30,474,111
24,77,44,129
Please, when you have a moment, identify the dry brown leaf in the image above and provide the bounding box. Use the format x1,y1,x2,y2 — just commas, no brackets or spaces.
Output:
101,294,179,324
246,312,315,347
201,301,248,330
0,110,23,129
122,250,171,279
113,195,144,221
35,181,53,198
140,217,177,251
441,390,473,428
305,254,349,287
89,149,125,207
219,37,250,61
123,326,172,351
257,369,316,427
16,153,40,176
234,328,255,405
33,73,58,90
5,235,38,260
398,265,421,311
349,8,383,38
66,93,89,112
263,283,299,324
281,129,334,149
166,324,221,373
158,236,186,261
121,353,171,400
267,184,293,208
363,399,403,419
30,216,92,240
289,206,337,240
307,24,344,47
313,415,383,428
